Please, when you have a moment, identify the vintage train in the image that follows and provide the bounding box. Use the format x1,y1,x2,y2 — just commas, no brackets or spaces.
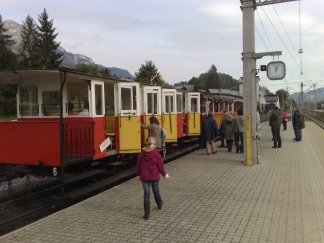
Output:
0,69,242,180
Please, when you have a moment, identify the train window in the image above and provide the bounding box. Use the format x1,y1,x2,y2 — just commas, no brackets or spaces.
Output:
19,85,39,116
176,93,183,113
42,90,60,116
95,84,103,115
147,92,158,114
165,95,174,113
132,86,137,111
191,97,198,112
121,87,132,110
105,84,114,115
66,82,89,114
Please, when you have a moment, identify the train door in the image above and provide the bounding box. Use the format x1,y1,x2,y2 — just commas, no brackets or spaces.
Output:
142,86,162,143
90,81,107,159
176,91,184,138
162,89,177,142
114,82,141,153
185,92,200,136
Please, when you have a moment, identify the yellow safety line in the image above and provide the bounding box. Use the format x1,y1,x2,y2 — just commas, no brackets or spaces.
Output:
245,114,253,166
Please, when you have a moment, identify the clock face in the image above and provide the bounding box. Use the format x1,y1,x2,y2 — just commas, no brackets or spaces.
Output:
267,61,286,80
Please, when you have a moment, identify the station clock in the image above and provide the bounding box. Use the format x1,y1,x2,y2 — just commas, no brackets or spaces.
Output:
266,61,286,80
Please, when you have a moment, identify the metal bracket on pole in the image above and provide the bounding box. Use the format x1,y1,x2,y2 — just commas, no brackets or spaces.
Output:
255,0,298,7
254,51,282,59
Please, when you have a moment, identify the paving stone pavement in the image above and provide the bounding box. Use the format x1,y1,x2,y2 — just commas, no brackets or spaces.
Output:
1,121,323,243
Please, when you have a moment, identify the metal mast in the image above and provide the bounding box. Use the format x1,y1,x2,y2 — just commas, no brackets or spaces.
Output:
240,0,298,166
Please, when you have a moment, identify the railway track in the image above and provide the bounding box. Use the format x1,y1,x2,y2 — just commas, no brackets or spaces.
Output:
0,142,200,236
303,110,324,129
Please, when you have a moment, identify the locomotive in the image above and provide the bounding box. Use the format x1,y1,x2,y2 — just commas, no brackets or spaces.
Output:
0,69,202,180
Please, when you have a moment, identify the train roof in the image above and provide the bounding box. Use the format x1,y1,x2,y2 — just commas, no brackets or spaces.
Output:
0,69,127,85
204,88,242,101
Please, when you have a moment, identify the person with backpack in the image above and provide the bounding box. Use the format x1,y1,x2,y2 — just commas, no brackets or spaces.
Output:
292,106,302,142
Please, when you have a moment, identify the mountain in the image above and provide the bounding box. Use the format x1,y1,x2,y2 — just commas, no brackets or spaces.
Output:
289,87,324,103
3,20,134,80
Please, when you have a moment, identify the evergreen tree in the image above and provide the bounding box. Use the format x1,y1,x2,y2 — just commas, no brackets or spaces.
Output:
75,63,100,75
0,15,17,70
18,15,40,68
37,8,63,69
276,89,289,109
188,73,208,90
219,73,239,89
99,68,112,77
206,64,219,89
135,60,164,86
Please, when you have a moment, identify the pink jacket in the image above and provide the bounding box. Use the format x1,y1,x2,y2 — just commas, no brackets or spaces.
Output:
136,149,166,181
282,112,289,121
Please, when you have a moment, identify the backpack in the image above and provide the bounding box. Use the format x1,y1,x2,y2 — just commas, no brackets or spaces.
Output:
300,114,305,129
161,127,167,142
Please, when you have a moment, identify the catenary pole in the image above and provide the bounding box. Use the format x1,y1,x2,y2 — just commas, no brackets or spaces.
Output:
240,0,297,166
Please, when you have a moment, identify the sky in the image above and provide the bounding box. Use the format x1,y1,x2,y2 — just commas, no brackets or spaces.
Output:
2,0,324,95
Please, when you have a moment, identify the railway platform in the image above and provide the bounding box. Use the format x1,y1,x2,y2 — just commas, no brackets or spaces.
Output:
1,120,323,242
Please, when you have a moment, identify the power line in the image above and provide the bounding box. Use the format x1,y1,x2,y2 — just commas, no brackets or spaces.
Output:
256,10,273,51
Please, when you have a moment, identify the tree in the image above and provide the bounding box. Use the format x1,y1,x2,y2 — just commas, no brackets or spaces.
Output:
188,73,208,90
0,15,17,70
276,89,289,109
134,60,164,86
99,68,112,77
260,86,270,95
174,81,188,87
75,63,112,77
75,63,99,75
37,8,63,69
206,64,219,89
18,15,40,68
218,73,239,89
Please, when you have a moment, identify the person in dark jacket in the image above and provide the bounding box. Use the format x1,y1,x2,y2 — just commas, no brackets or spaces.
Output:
269,106,282,148
136,137,170,220
224,113,234,152
292,106,302,141
233,108,244,153
218,110,228,147
202,112,218,155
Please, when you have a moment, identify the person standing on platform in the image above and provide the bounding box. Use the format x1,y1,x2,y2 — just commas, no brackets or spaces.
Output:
141,116,162,149
282,110,289,130
292,106,302,142
233,108,244,153
269,106,282,148
218,110,228,148
136,136,170,220
202,112,218,155
224,113,234,152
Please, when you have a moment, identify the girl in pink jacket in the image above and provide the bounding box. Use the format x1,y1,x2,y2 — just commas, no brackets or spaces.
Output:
136,137,169,220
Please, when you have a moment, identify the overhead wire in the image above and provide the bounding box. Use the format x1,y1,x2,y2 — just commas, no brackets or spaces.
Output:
256,2,317,96
272,2,313,87
260,6,299,67
255,26,270,52
256,10,273,51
